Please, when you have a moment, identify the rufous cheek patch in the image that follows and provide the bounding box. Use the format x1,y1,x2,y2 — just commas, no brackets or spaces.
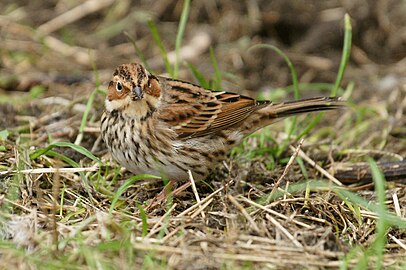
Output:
145,79,161,97
107,84,118,101
107,82,129,101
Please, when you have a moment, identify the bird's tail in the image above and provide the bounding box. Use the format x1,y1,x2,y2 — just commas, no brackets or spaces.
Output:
268,96,345,118
240,96,345,136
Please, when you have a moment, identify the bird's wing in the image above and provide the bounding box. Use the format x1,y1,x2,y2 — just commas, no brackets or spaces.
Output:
157,78,269,139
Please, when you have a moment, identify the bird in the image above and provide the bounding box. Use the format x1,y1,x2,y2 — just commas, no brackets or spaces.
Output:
101,62,344,182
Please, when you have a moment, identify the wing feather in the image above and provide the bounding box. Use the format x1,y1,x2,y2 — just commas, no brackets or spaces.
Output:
157,78,270,139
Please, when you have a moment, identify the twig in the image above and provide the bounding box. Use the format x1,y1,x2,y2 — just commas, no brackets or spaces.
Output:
338,149,403,161
290,145,343,186
146,203,177,238
161,225,183,244
0,165,100,176
392,192,401,217
51,170,60,252
38,0,115,35
190,198,214,219
265,214,303,248
227,194,262,235
332,160,406,184
268,139,304,201
239,196,311,228
177,180,233,217
42,36,94,66
389,234,406,251
188,170,205,219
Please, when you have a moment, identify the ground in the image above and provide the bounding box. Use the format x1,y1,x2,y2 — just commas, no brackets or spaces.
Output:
0,0,405,269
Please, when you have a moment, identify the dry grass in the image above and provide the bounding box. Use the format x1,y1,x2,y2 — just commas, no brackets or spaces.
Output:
1,1,406,269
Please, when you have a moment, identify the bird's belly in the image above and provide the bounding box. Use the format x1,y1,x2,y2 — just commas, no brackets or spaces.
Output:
110,144,210,181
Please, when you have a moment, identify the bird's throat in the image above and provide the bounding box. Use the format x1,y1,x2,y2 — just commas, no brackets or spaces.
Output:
106,95,158,122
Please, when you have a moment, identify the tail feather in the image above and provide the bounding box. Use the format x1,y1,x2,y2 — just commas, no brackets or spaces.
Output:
270,97,344,118
238,96,344,136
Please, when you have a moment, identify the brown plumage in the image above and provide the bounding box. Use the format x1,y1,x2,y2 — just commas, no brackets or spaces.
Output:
101,62,344,180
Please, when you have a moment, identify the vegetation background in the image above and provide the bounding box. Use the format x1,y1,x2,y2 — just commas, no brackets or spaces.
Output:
0,0,405,269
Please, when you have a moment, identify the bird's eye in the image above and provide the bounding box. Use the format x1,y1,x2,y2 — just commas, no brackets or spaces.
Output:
116,81,123,92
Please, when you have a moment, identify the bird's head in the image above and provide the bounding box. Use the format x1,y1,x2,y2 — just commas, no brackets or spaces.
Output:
105,63,161,119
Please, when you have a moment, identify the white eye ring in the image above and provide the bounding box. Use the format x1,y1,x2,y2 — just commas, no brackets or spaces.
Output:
116,81,123,92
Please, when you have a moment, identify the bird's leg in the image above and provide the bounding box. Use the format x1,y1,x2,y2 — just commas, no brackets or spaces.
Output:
146,180,191,210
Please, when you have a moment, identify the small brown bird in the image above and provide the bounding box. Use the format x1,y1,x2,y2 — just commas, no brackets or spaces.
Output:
101,62,343,181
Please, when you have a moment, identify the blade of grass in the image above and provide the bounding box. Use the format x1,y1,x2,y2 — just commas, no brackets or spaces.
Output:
209,47,222,91
30,141,100,163
124,31,151,70
30,141,98,203
74,60,102,145
109,174,161,214
336,189,406,228
368,158,388,270
248,44,300,100
248,43,300,143
4,154,23,213
295,112,324,140
173,0,191,78
296,157,309,179
304,181,311,207
147,20,173,76
332,14,352,96
44,150,80,167
340,246,368,270
187,62,209,88
340,160,390,270
137,204,148,237
74,88,98,145
0,129,9,140
0,129,9,152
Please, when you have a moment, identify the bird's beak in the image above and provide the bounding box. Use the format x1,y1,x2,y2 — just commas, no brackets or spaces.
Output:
132,86,143,99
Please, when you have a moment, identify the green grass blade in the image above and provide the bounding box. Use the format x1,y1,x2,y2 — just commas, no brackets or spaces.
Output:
0,129,9,140
124,31,151,70
209,47,222,91
187,62,209,88
45,150,80,167
368,158,388,270
29,141,100,163
147,20,173,76
336,189,406,228
174,0,191,79
332,14,352,96
296,112,324,140
109,174,161,214
29,141,98,204
248,43,300,139
248,44,300,100
74,59,101,146
74,87,98,145
340,160,391,269
296,157,308,179
137,204,148,237
0,129,9,152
